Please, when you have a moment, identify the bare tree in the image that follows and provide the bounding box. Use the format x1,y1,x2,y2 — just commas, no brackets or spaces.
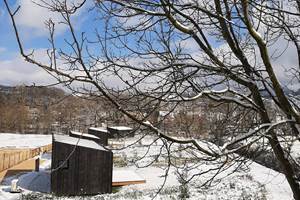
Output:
4,0,300,198
0,86,29,133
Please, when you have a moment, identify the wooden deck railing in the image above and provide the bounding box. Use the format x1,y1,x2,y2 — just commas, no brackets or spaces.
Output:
0,144,52,172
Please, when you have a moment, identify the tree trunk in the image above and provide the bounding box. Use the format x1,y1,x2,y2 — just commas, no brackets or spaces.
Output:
267,132,300,200
252,88,300,199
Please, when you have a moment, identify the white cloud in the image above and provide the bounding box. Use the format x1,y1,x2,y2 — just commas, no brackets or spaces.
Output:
0,47,6,54
0,49,97,90
268,39,300,91
14,0,88,37
0,52,56,86
15,0,65,36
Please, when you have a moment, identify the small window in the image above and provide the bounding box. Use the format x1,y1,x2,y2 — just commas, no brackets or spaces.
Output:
58,160,69,170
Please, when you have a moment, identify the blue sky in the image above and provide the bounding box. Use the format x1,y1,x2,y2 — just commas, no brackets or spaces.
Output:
0,0,169,87
0,0,19,60
0,0,97,86
0,0,298,91
0,0,63,58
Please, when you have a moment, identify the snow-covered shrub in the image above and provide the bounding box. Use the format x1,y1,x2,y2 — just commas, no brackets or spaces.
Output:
113,153,128,167
176,167,190,200
19,193,52,200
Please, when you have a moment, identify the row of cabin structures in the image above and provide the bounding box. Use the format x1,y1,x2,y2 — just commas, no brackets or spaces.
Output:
88,126,134,145
51,126,133,196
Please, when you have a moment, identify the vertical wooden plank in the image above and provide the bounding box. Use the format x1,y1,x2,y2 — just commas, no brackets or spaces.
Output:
72,143,79,196
8,152,11,169
15,152,18,165
19,152,23,163
4,153,8,170
14,152,17,165
2,153,5,170
4,153,6,170
21,151,25,162
6,153,10,169
16,152,19,165
11,153,14,166
83,148,88,194
29,149,32,158
8,153,12,168
51,142,56,195
59,143,66,196
71,144,76,195
51,141,56,195
66,144,75,196
108,151,113,193
78,146,83,195
24,150,27,160
0,153,4,172
78,146,87,195
90,148,99,194
104,151,112,193
102,151,106,193
10,153,13,168
12,152,16,166
59,143,64,195
100,150,106,193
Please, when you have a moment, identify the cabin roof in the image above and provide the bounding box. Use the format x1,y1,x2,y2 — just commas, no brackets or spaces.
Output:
53,134,108,151
70,131,100,139
108,126,133,131
89,127,108,133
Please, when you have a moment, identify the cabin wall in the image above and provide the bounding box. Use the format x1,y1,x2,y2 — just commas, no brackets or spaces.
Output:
51,141,112,196
88,129,108,146
107,128,134,138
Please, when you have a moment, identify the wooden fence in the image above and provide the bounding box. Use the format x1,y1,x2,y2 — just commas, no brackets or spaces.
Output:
0,144,52,172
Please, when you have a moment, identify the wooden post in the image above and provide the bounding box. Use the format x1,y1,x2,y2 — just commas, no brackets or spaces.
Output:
35,158,40,172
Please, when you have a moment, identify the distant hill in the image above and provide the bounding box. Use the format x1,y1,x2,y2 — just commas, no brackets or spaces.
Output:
0,85,15,94
0,84,66,107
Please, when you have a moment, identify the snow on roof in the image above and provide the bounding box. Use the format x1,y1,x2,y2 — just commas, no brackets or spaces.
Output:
108,126,133,131
89,127,108,133
70,131,99,139
53,134,107,151
113,169,145,183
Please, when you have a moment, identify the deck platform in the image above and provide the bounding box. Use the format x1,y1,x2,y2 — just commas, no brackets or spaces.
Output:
0,158,39,183
112,170,146,186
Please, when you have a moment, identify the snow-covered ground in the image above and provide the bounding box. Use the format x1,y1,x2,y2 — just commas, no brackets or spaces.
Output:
0,133,295,200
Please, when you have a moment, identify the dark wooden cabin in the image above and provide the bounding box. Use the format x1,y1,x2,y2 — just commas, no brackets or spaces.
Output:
88,127,109,146
69,130,100,144
51,134,113,196
107,126,134,138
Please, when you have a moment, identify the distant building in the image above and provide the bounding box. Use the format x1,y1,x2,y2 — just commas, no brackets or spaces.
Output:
107,126,134,138
69,130,100,144
88,127,109,146
0,85,15,95
51,134,113,196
